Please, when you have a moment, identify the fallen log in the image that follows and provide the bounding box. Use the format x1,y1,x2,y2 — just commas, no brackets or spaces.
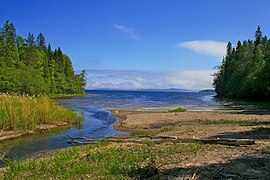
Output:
67,134,92,141
67,135,255,146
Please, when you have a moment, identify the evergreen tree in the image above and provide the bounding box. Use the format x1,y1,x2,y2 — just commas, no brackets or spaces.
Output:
3,21,19,67
255,26,262,46
214,26,270,99
17,36,27,47
27,33,36,47
37,33,46,50
0,21,87,95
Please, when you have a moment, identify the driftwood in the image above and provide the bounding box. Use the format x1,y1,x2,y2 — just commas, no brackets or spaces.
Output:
67,135,255,146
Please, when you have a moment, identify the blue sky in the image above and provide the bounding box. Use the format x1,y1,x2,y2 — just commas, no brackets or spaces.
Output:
1,0,270,90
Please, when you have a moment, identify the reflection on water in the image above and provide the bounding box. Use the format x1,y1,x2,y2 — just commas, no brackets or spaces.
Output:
2,90,267,165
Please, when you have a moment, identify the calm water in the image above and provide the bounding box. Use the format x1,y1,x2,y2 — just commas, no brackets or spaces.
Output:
0,90,229,164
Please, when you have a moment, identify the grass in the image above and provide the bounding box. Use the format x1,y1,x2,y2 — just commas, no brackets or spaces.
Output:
201,120,268,126
49,94,89,99
1,141,206,179
0,93,83,131
168,107,187,113
2,141,156,179
131,127,174,137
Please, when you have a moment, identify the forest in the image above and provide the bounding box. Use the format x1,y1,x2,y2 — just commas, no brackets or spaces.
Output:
214,26,270,99
0,21,86,95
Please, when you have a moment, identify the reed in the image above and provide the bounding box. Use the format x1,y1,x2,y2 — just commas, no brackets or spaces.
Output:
0,93,83,131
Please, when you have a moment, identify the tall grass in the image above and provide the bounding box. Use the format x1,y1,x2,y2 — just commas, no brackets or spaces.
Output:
0,93,83,131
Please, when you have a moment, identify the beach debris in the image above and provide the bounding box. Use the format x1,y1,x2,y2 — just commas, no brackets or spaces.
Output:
67,134,255,146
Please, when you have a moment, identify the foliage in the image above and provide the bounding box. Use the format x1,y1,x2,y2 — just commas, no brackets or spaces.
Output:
0,21,87,95
0,93,83,131
168,107,187,112
213,26,270,99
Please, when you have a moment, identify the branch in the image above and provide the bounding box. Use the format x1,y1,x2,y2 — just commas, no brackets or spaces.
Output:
67,135,255,146
67,134,92,141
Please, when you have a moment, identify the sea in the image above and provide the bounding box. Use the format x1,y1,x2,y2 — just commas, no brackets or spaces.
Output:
0,90,258,164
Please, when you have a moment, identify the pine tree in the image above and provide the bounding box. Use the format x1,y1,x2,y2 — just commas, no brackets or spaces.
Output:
255,26,262,46
17,36,26,47
27,33,36,47
0,27,5,65
0,21,87,95
214,26,270,99
3,21,19,67
37,33,46,50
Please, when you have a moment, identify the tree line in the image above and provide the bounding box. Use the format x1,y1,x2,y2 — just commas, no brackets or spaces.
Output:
0,21,86,95
214,26,270,99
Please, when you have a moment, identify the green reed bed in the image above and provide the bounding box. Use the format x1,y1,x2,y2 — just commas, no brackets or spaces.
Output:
0,93,83,131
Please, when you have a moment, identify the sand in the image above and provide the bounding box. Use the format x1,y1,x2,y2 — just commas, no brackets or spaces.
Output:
112,109,270,179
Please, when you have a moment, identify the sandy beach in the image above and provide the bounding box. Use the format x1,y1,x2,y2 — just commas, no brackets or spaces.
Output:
112,109,270,179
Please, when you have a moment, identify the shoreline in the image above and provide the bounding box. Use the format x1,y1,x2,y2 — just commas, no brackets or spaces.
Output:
1,109,270,178
0,123,71,142
112,109,270,138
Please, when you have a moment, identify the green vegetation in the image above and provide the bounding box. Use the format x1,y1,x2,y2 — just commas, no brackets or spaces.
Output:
0,93,82,131
1,141,205,179
168,107,187,113
2,141,156,179
131,127,174,137
49,93,89,99
0,21,87,95
201,120,267,126
214,26,270,99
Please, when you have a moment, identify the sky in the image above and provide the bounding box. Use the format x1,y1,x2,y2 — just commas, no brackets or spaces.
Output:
1,0,270,90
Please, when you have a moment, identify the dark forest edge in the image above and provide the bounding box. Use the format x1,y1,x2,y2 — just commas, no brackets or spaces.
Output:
214,26,270,100
0,21,86,95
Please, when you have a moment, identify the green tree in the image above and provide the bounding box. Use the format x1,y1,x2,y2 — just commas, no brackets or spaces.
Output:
3,21,19,67
0,21,87,95
214,26,270,99
37,33,46,50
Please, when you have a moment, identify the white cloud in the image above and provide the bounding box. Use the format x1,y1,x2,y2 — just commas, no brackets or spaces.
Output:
84,69,215,90
113,24,140,40
178,40,227,57
167,70,215,90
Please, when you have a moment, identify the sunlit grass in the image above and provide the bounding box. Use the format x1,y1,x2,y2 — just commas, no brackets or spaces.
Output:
1,141,207,179
0,93,83,131
3,141,156,179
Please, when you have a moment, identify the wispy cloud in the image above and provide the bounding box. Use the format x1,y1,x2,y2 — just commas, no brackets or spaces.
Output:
83,69,215,90
113,24,140,40
177,40,227,58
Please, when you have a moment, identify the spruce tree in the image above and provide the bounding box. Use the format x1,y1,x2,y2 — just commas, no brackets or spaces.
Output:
3,21,19,67
37,33,46,50
255,26,262,46
0,21,87,95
